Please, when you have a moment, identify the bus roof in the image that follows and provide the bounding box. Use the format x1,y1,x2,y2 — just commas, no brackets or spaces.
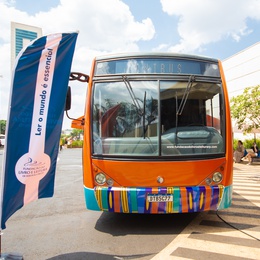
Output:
94,52,220,76
95,52,219,63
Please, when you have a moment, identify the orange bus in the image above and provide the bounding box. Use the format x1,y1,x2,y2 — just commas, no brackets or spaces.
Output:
70,52,233,214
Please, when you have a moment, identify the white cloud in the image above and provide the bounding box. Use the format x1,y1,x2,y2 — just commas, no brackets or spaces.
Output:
152,43,170,52
160,0,260,53
0,0,155,128
31,0,155,51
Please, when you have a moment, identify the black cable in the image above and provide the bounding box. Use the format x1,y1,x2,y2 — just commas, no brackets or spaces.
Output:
216,210,260,241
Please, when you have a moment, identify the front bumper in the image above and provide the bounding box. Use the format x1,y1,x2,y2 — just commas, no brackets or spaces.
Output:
85,185,232,213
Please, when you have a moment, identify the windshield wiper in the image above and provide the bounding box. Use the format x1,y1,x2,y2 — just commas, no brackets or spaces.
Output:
175,75,195,143
143,91,146,138
122,76,143,115
122,75,146,138
176,75,195,115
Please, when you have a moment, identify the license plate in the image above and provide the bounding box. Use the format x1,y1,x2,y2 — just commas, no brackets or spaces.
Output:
147,194,173,202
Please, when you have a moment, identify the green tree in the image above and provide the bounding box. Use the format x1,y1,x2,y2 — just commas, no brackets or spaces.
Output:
70,128,83,140
230,85,260,133
0,120,6,135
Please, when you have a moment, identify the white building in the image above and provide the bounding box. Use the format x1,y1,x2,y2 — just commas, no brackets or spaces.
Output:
222,42,260,140
11,22,42,69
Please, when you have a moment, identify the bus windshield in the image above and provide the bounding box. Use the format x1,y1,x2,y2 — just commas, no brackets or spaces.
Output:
92,77,224,157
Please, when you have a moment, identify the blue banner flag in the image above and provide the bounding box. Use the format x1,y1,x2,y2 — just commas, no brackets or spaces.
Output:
0,32,78,229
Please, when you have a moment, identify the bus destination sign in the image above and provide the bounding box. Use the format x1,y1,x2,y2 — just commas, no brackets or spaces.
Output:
95,58,220,77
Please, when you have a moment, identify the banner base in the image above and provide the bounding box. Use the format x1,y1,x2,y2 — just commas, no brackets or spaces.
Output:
0,253,23,260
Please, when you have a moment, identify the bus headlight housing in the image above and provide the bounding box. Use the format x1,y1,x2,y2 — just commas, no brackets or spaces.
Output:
201,166,224,186
95,173,106,185
212,172,223,183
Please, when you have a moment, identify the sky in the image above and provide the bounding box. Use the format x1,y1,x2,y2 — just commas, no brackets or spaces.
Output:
0,0,260,129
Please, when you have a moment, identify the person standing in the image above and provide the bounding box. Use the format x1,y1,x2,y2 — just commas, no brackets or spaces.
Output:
60,138,63,151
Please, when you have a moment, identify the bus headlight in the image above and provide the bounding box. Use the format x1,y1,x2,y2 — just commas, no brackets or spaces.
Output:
212,172,223,183
95,173,106,185
106,178,114,186
205,178,212,185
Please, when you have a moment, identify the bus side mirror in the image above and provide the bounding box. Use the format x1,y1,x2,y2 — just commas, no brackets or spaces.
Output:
66,73,89,112
65,72,89,123
65,86,75,121
65,86,71,111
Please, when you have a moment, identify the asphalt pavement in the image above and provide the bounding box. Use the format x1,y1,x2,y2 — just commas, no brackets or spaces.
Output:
0,147,259,259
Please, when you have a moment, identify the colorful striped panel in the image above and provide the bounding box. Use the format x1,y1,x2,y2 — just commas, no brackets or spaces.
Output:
94,185,232,214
